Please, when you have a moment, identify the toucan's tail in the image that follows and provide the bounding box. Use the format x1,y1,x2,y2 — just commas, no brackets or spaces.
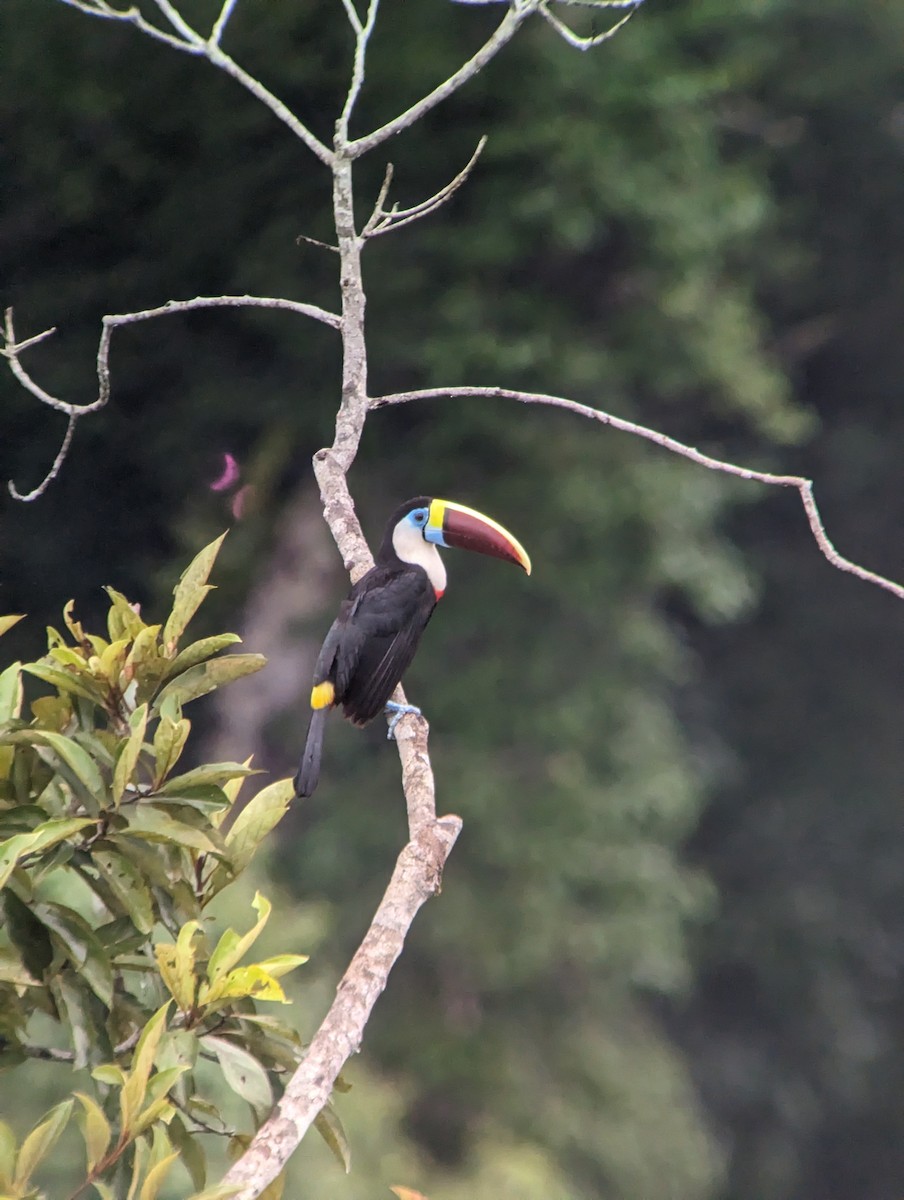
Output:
294,708,327,798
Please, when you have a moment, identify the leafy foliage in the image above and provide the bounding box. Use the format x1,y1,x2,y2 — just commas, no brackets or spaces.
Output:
0,538,310,1198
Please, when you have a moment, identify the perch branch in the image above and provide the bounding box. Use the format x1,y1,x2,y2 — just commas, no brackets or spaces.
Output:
371,386,904,603
220,812,461,1198
362,136,488,238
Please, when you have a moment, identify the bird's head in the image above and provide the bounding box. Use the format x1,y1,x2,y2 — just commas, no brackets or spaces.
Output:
385,496,531,575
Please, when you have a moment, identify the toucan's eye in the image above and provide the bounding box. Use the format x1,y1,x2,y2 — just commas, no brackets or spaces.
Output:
412,508,428,526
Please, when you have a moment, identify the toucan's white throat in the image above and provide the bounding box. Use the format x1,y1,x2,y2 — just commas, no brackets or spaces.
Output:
392,518,447,594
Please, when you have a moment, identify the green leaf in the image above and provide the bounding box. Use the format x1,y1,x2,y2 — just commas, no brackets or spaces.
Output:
0,615,24,638
204,1035,273,1117
93,849,156,934
2,890,53,979
130,1096,177,1138
35,902,115,1005
138,1151,179,1200
206,892,271,984
0,1119,16,1190
200,965,288,1007
163,533,228,653
52,971,97,1069
22,661,105,704
114,703,149,805
314,1103,351,1174
152,713,191,784
123,806,221,856
186,1184,244,1200
168,1114,206,1192
154,921,200,1011
105,588,147,641
153,654,267,709
156,762,258,794
254,953,309,978
75,1091,112,1172
0,662,22,722
0,817,95,891
163,633,242,681
0,728,106,802
143,1064,190,1107
224,779,294,877
13,1098,74,1191
120,1003,171,1135
92,1063,127,1088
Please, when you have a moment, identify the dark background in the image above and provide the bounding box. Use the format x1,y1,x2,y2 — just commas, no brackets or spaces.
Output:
3,1,904,1196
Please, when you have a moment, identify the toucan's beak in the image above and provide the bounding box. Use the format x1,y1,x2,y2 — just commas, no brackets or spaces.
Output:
425,499,531,574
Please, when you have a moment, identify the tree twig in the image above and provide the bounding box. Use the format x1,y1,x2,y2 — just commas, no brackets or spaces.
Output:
371,385,904,603
347,2,533,158
210,0,240,45
3,296,341,501
58,0,204,53
336,0,381,146
362,136,488,238
55,0,334,165
539,0,640,50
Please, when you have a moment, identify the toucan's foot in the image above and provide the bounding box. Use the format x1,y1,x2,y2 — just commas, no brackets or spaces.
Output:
385,701,422,740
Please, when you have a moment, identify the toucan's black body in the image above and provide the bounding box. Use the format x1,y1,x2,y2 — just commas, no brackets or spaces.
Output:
314,561,437,727
294,496,530,798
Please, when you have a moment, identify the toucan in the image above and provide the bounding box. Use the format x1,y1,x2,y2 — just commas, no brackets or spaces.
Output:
294,496,531,797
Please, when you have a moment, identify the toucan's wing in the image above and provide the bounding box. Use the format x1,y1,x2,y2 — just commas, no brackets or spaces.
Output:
337,569,436,724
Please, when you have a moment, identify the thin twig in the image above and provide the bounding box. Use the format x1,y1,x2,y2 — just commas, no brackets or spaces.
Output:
347,3,532,158
363,136,488,239
57,0,205,53
371,385,904,603
55,0,333,165
336,0,380,146
4,296,340,501
339,0,363,35
210,0,240,45
539,0,639,49
151,0,204,45
9,415,77,502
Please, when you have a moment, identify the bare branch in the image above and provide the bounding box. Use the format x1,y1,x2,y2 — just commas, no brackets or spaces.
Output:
363,136,488,239
204,41,334,167
3,296,340,502
539,0,639,50
57,0,205,53
372,386,904,604
336,0,381,146
347,3,532,159
220,815,461,1198
2,308,105,416
210,0,240,45
9,415,77,503
150,0,204,45
55,0,333,166
339,0,363,35
361,161,395,237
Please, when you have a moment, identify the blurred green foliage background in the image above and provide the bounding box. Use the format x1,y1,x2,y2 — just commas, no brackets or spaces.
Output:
2,0,904,1196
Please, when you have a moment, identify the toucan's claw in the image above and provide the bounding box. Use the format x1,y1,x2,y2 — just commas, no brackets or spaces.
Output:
385,701,422,739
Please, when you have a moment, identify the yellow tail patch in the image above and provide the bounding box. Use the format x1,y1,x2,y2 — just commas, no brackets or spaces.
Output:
310,680,335,709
